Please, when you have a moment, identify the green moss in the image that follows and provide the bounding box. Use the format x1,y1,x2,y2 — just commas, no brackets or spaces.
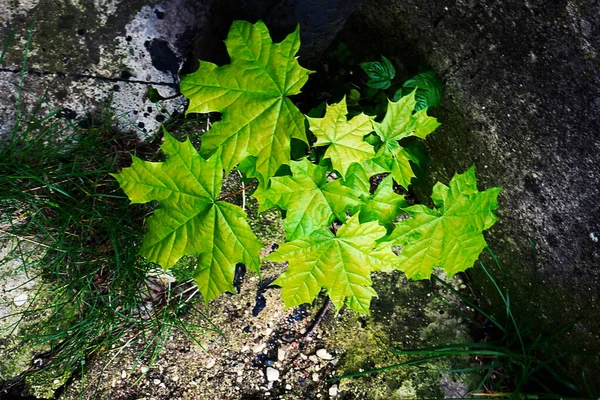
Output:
325,271,472,399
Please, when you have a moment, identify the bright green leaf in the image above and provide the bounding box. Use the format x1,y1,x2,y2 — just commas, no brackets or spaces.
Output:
374,91,440,142
180,20,312,183
266,213,396,314
352,175,407,230
370,91,441,188
111,131,262,302
389,166,501,280
360,55,396,90
254,158,361,240
307,97,375,179
395,70,443,111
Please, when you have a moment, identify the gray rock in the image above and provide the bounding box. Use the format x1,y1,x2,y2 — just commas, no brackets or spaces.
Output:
0,0,213,138
343,0,600,390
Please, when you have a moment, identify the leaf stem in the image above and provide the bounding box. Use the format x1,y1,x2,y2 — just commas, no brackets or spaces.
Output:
217,181,257,202
304,297,333,339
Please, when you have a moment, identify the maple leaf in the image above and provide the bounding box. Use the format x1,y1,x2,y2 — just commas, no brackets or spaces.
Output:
352,175,407,230
389,166,501,280
180,20,312,183
266,213,396,314
111,132,262,302
307,97,375,179
253,158,361,240
371,91,441,188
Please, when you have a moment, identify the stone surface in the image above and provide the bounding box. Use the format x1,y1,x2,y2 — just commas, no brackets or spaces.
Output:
0,238,64,397
195,0,359,69
342,0,600,389
0,0,213,137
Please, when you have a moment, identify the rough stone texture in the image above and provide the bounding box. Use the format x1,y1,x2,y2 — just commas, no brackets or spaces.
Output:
0,239,52,382
187,0,359,70
342,0,600,389
0,0,213,137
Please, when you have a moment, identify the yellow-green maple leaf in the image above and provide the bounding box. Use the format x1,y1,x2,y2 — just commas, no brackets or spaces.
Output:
266,213,396,314
111,132,262,302
307,97,375,179
352,175,407,230
389,166,501,279
371,91,440,188
253,158,361,240
180,20,312,183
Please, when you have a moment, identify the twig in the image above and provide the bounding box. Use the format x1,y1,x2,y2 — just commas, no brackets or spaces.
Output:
304,297,333,339
237,170,246,211
217,181,257,202
0,228,64,251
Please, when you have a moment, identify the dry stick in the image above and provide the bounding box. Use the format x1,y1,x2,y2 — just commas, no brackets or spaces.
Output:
217,181,258,202
304,297,333,339
0,228,64,251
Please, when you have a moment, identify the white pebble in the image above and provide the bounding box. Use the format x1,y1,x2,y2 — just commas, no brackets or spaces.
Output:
153,379,161,385
285,384,292,390
277,348,286,361
266,367,280,382
312,372,320,382
253,343,267,353
206,358,216,369
13,293,28,306
329,384,338,396
121,370,127,379
316,348,334,360
140,367,149,374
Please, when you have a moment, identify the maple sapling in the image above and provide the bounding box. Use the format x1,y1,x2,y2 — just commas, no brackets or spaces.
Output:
113,20,501,315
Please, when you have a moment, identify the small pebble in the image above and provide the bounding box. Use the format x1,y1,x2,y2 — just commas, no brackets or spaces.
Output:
266,367,280,382
309,355,318,363
300,354,308,360
329,384,338,396
316,348,334,360
285,384,292,390
206,358,216,369
277,348,286,361
140,366,149,374
153,379,161,385
253,343,267,353
312,372,320,382
121,370,127,379
13,293,28,306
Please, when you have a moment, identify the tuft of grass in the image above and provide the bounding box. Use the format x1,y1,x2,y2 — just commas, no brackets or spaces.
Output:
329,248,596,399
0,82,218,396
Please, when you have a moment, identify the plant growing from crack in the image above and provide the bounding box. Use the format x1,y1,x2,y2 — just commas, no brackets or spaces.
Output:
112,20,501,315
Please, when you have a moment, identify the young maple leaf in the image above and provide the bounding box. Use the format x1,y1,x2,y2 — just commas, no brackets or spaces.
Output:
253,158,361,240
307,97,375,179
180,20,312,183
371,91,441,188
352,175,407,230
111,132,262,302
389,166,501,280
266,213,396,314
